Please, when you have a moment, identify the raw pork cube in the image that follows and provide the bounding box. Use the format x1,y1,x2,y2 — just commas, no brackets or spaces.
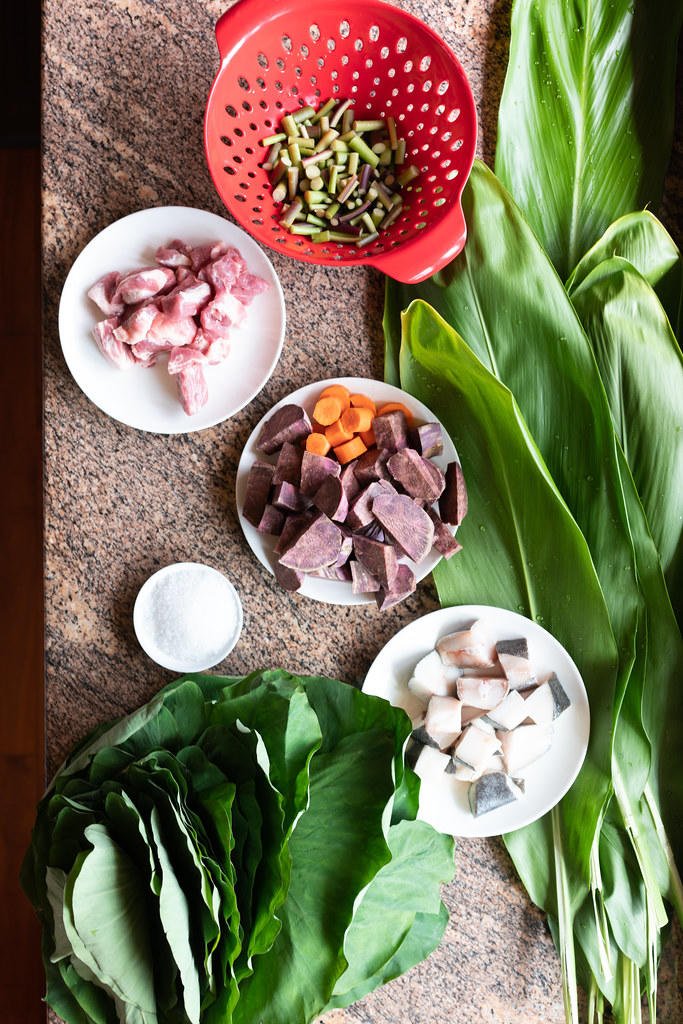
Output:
87,271,124,316
155,240,192,268
231,271,269,305
115,266,175,305
177,362,208,416
92,318,136,370
160,276,212,320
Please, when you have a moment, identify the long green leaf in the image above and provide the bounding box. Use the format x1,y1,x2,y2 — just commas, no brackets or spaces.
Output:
494,0,683,277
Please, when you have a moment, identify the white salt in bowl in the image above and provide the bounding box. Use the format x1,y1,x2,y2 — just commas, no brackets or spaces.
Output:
133,562,243,672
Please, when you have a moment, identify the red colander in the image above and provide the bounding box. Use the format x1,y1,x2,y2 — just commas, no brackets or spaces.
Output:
204,0,477,284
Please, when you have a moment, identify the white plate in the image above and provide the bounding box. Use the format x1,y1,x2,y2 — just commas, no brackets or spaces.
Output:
363,605,590,837
58,206,286,433
235,377,460,606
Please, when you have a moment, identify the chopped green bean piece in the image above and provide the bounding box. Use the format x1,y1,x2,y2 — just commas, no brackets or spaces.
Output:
335,153,349,166
320,115,330,133
342,108,355,133
387,116,398,149
361,212,376,233
260,132,287,147
288,142,302,164
348,151,359,176
328,165,339,193
328,230,357,242
280,197,303,226
299,122,310,139
379,148,393,166
304,164,320,180
330,139,349,152
306,213,327,227
311,229,332,243
282,114,297,137
290,136,315,149
311,98,335,122
289,221,320,234
372,142,387,154
353,119,385,132
287,166,299,200
302,148,333,167
315,129,339,153
304,190,328,204
328,98,350,127
371,205,384,225
269,160,289,185
325,201,341,220
379,202,403,230
339,130,356,143
395,138,407,164
310,175,324,191
292,105,316,123
348,136,380,168
337,175,359,203
357,231,379,247
272,182,287,203
397,164,420,187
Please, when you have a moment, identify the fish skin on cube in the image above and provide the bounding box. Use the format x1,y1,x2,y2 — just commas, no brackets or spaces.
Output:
87,271,124,317
91,318,137,370
350,560,380,594
273,441,304,487
372,493,434,564
352,535,398,590
439,461,468,526
115,266,176,305
300,451,342,497
278,513,343,572
446,748,503,781
408,422,443,459
257,404,312,455
408,649,462,702
372,410,409,451
375,563,416,610
483,690,529,731
496,637,537,690
313,476,349,523
425,507,463,559
387,448,446,502
177,361,208,416
423,695,462,749
468,772,522,817
453,725,502,772
437,620,497,670
243,462,275,527
456,676,509,711
500,723,554,774
522,674,571,724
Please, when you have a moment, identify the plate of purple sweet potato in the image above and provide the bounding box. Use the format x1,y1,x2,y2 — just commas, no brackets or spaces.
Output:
235,377,467,607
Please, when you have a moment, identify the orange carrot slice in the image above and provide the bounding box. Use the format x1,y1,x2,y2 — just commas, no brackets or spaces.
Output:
350,393,377,414
341,406,374,433
325,419,354,447
360,427,376,447
334,436,367,464
313,396,344,425
306,432,331,456
377,401,415,426
320,384,351,411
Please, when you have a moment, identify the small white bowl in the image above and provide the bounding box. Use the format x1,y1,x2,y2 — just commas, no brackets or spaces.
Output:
363,605,590,838
133,562,243,673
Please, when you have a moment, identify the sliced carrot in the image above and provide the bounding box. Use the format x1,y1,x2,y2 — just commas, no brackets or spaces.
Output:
360,427,376,447
313,395,344,426
320,384,351,411
334,436,368,464
306,432,331,456
341,406,374,433
377,401,415,426
350,393,377,414
325,418,354,447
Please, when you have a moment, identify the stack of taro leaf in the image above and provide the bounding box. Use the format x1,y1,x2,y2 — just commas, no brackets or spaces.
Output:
385,1,683,1021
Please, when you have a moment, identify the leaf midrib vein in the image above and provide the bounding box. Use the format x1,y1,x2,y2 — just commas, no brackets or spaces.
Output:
568,2,593,271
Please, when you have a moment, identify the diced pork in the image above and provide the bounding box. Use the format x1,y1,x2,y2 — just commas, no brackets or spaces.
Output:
87,271,124,317
160,276,212,320
167,346,207,375
147,313,197,348
155,240,192,268
112,302,159,346
176,362,209,416
115,266,176,305
91,317,137,370
231,271,269,305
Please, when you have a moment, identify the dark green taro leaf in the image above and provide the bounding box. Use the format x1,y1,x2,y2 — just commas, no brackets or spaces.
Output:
494,0,683,277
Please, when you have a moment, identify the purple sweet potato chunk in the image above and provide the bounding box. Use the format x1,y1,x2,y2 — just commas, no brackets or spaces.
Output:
274,513,313,555
313,476,349,522
372,410,408,451
312,563,353,581
387,448,445,502
408,422,443,459
353,535,399,590
353,447,390,486
274,561,303,592
272,481,307,513
243,462,275,527
273,441,304,486
257,404,311,454
372,492,434,563
439,462,468,526
357,521,386,543
300,451,341,496
340,463,361,502
375,563,416,610
351,560,380,594
278,513,343,572
256,504,285,535
426,507,463,559
347,480,396,530
335,530,353,567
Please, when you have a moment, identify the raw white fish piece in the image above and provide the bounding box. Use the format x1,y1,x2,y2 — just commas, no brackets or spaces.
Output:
469,772,523,816
496,637,537,690
453,725,502,772
437,619,497,670
461,705,486,726
500,723,554,774
456,675,509,710
407,649,462,703
470,716,496,736
413,744,452,781
446,749,502,782
523,674,571,724
485,690,529,731
423,695,462,750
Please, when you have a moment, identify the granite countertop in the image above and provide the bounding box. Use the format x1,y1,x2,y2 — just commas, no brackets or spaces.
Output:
43,1,681,1021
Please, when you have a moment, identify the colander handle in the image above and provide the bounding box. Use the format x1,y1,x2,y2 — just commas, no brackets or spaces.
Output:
215,3,252,62
367,198,467,284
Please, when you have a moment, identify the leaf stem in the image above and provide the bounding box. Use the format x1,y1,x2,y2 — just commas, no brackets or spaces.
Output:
612,764,668,929
551,806,579,1024
643,782,683,924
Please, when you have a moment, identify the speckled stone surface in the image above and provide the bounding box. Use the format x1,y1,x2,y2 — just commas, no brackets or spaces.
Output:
43,2,682,1022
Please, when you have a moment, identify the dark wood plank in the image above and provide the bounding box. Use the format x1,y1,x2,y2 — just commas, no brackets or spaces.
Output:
0,145,45,1022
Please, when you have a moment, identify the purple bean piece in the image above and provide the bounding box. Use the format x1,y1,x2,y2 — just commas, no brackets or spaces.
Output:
350,559,380,594
300,451,341,496
243,462,275,527
256,503,285,535
372,492,434,563
426,507,463,559
273,441,304,486
408,422,443,459
372,410,408,451
439,462,468,526
274,561,303,592
313,475,349,522
272,481,307,513
375,563,416,610
352,534,399,590
278,513,343,572
387,448,445,502
256,404,312,454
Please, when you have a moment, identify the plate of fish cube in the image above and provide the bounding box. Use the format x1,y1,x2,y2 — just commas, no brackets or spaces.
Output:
59,206,285,432
235,378,466,606
363,605,590,837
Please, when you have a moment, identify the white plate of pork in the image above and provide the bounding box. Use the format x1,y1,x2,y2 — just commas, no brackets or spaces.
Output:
59,206,286,433
363,606,590,837
235,377,464,606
